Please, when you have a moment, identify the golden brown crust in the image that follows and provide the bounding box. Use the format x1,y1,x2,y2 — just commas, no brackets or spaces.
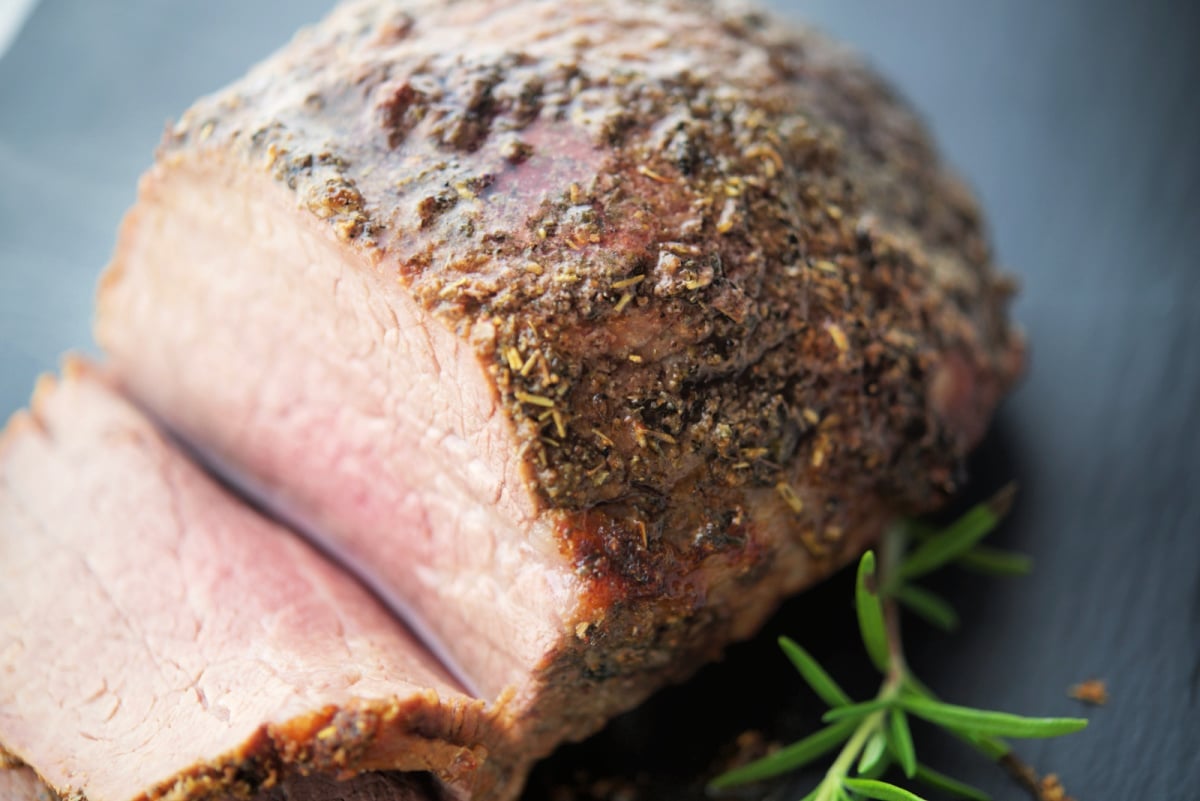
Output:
0,744,442,801
137,698,490,801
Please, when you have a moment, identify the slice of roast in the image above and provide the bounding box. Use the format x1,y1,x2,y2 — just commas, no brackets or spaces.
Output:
0,763,430,801
0,360,491,801
96,0,1023,777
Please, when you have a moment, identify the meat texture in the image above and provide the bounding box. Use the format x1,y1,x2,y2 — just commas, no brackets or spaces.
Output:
95,0,1023,790
0,762,430,801
0,360,490,800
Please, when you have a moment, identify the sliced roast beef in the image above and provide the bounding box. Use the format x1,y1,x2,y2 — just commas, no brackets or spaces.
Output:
95,0,1023,780
0,763,429,801
0,360,492,801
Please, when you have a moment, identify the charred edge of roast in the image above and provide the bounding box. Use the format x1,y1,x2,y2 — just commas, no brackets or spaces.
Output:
0,751,449,801
135,700,489,801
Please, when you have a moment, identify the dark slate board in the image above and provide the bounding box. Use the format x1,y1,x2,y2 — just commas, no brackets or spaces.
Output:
1,1,1196,799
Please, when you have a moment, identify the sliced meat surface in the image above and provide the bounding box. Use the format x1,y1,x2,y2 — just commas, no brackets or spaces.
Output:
0,360,491,801
0,763,431,801
96,0,1023,782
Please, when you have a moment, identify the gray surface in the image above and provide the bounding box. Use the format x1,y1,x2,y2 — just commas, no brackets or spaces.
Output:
1,1,1197,799
0,0,332,411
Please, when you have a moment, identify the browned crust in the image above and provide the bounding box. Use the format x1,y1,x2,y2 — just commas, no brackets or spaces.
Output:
483,490,889,763
136,698,490,801
0,743,441,801
0,743,28,771
3,692,488,801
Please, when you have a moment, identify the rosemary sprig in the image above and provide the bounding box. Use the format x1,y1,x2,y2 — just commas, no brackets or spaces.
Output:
709,489,1087,801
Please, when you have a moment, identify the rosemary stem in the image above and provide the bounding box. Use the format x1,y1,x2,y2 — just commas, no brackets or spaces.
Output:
878,519,1053,801
814,521,914,801
815,710,886,801
879,524,910,685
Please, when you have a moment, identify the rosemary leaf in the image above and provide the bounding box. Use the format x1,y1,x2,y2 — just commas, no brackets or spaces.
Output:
896,489,1012,582
888,709,917,778
779,636,852,708
900,673,937,699
857,730,888,775
900,697,1088,739
859,751,892,780
946,726,1011,760
894,584,959,631
855,551,891,672
956,546,1032,576
913,764,991,801
902,670,1012,759
842,778,929,801
707,718,858,789
822,698,893,723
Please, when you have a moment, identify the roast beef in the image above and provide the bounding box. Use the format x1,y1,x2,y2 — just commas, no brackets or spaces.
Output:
0,762,430,801
95,0,1022,791
0,360,491,800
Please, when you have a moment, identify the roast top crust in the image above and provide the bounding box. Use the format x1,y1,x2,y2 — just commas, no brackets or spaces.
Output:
163,0,1022,518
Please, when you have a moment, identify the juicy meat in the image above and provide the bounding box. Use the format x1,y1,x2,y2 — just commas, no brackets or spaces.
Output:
95,0,1023,791
0,360,490,800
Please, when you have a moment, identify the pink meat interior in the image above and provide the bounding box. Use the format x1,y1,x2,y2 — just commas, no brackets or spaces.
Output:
97,157,582,702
